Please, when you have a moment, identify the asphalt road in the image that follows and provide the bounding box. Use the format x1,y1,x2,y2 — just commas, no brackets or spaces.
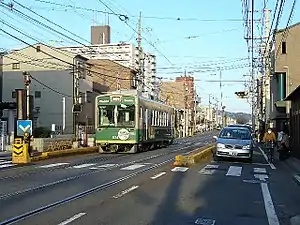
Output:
5,143,300,225
0,131,217,223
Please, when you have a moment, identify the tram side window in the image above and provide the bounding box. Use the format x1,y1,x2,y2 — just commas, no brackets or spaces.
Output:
166,113,169,126
99,105,114,126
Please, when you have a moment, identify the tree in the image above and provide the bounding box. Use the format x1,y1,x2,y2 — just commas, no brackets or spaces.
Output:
236,116,248,124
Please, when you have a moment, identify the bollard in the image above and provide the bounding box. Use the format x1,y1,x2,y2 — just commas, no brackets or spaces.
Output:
173,155,188,167
12,138,30,164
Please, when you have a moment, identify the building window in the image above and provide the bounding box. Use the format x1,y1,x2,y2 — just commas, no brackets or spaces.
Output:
12,91,16,98
282,42,286,54
12,63,20,70
35,91,41,98
36,45,41,52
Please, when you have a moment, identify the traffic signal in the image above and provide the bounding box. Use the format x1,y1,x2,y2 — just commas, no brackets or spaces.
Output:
0,102,17,110
235,91,248,99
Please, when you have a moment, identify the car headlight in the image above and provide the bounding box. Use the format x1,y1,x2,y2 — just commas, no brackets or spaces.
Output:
243,145,251,150
217,143,225,148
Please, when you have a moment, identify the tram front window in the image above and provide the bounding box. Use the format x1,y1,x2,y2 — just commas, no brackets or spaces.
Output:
117,104,135,127
99,105,115,126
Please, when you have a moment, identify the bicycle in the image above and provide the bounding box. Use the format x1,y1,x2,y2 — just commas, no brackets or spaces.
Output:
265,141,275,163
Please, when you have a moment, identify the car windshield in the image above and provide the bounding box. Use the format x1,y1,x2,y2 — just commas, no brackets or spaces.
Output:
219,128,251,140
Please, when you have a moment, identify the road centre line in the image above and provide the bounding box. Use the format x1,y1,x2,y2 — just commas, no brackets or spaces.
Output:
150,172,167,180
57,212,86,225
258,146,276,170
112,185,139,199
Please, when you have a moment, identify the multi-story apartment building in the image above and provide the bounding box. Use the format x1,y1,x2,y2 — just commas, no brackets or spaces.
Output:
269,22,300,130
1,43,93,134
143,52,157,99
58,26,158,99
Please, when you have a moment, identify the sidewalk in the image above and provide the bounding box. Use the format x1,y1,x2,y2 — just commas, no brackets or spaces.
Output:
283,156,300,185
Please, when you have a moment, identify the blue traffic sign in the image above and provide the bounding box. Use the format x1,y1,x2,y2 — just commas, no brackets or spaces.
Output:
17,120,32,136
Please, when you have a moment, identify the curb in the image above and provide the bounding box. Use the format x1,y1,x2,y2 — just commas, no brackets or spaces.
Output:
31,147,98,161
173,144,215,167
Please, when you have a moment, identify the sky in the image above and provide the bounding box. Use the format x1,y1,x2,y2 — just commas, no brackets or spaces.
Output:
0,0,299,113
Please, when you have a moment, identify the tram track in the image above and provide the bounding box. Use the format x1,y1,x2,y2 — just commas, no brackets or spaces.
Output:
0,140,211,201
0,132,212,181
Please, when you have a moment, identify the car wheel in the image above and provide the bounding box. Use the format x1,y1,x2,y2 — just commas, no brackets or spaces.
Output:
213,153,221,161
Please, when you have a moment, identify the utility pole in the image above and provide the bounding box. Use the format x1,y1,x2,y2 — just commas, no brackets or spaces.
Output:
251,0,255,129
72,56,84,141
22,71,31,120
183,77,188,137
263,9,271,126
62,97,66,134
219,69,223,127
137,11,143,93
208,94,211,130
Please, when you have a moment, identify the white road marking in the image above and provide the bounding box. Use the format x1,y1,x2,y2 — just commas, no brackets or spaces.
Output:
0,164,15,169
38,163,69,168
112,185,139,199
199,164,219,175
0,160,12,165
211,160,269,166
57,212,86,225
254,168,267,174
151,172,166,179
72,163,96,169
259,179,280,225
120,164,146,171
89,163,117,170
254,174,269,180
258,146,276,170
171,167,189,172
195,217,216,225
226,166,242,177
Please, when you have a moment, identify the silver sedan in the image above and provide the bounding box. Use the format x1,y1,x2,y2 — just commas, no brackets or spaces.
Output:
213,127,254,161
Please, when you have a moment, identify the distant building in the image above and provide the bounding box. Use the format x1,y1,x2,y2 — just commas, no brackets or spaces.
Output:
159,76,196,136
1,43,93,134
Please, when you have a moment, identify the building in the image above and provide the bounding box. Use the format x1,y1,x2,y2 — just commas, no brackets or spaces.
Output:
88,59,137,93
159,76,196,137
1,43,93,135
57,26,158,99
285,85,300,158
143,52,157,100
269,22,300,130
91,25,111,45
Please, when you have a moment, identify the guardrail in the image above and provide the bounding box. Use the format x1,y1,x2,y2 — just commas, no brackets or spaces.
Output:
31,147,98,161
173,144,215,167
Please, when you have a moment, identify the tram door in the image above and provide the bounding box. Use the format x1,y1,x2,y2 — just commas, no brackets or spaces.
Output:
145,108,148,140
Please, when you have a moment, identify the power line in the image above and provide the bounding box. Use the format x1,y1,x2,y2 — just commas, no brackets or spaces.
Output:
12,0,91,44
96,0,173,65
33,0,249,22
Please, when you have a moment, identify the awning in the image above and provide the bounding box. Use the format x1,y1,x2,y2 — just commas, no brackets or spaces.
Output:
274,100,286,108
